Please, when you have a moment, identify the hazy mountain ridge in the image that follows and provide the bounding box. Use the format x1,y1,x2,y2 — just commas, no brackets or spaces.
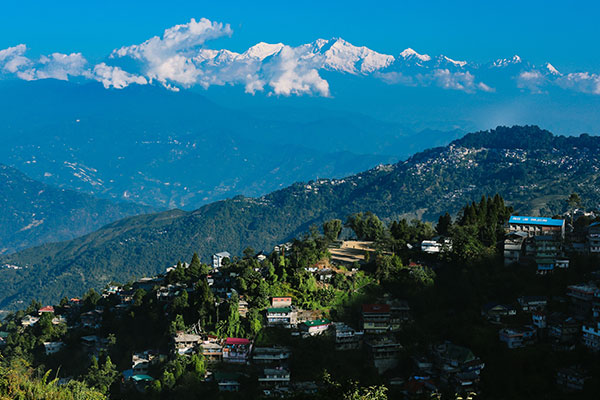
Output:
0,80,461,209
1,125,599,308
0,163,153,254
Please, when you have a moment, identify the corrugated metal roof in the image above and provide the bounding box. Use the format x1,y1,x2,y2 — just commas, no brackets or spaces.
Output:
509,216,564,227
267,307,292,313
303,319,331,327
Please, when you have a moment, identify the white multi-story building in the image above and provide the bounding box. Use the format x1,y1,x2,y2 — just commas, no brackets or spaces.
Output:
212,252,231,269
582,321,600,351
504,231,527,266
43,341,65,355
588,222,600,254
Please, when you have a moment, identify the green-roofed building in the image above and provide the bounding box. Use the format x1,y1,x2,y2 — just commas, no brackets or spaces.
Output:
131,375,154,382
300,318,331,336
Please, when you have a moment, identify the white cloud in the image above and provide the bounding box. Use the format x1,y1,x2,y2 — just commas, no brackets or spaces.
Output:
21,52,89,81
1,45,91,82
433,69,477,91
1,18,599,98
93,63,148,89
517,70,546,93
557,72,600,95
260,46,329,96
374,71,416,86
109,18,329,96
376,68,491,93
478,82,495,92
0,44,30,73
111,17,232,87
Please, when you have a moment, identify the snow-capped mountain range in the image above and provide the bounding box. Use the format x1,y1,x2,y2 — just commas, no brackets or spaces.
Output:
1,17,599,97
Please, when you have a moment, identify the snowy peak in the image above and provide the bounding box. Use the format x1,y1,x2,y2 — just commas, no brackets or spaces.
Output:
242,42,284,60
314,38,395,74
492,55,522,67
442,55,467,67
194,48,239,64
400,48,431,62
545,62,561,75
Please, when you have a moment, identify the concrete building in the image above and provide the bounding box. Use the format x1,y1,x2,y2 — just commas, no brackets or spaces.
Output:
201,341,223,363
588,222,600,254
212,252,231,269
556,367,589,391
222,338,252,364
504,231,528,266
333,323,363,350
517,296,547,312
365,335,402,373
582,321,600,351
499,326,537,349
43,341,64,355
252,346,291,364
271,297,292,308
361,304,391,334
534,235,562,274
266,306,297,328
258,368,290,391
173,332,202,355
300,319,331,336
507,216,565,238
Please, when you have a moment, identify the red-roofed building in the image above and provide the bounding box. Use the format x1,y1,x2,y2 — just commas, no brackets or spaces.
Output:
223,338,252,364
225,338,251,345
69,298,81,307
362,304,391,334
38,306,55,315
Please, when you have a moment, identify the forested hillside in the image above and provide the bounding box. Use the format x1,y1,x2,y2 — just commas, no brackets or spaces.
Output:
1,125,599,308
0,163,153,254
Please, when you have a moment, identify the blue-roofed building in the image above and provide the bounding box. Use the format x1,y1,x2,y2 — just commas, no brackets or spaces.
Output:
508,215,565,238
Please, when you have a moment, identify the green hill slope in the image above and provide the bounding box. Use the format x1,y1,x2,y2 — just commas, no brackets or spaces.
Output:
0,163,153,254
1,125,599,308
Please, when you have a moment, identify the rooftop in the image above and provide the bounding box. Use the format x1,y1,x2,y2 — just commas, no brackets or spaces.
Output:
267,307,292,313
509,216,564,227
362,304,391,314
225,337,251,345
303,318,331,327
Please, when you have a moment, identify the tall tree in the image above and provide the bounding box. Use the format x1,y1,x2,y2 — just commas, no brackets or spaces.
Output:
436,212,452,236
323,219,343,242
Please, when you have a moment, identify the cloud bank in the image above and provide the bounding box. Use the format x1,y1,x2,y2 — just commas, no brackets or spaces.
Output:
0,17,598,97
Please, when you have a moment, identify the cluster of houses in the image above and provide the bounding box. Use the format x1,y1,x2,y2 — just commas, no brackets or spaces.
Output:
265,296,331,337
167,295,413,396
11,220,600,397
171,328,296,395
482,280,600,392
404,342,485,396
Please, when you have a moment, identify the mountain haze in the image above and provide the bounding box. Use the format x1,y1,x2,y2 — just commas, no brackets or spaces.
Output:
0,80,462,209
0,163,153,254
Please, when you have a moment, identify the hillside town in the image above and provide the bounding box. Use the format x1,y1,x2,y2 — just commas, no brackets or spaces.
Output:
1,196,600,399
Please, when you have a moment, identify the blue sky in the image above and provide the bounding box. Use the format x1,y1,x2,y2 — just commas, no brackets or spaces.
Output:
1,0,598,71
